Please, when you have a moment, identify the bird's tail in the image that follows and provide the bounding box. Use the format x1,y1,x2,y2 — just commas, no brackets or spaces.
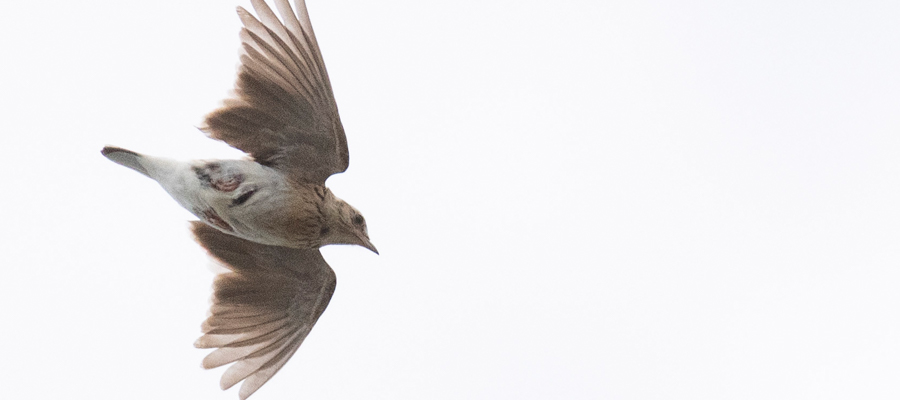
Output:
101,146,151,177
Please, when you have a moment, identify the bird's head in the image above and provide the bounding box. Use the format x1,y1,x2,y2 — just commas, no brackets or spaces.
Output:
323,196,378,254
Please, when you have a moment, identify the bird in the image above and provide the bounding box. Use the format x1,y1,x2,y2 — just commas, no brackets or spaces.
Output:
100,0,376,398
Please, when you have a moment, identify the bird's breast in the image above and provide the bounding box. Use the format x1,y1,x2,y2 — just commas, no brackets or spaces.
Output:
210,182,325,249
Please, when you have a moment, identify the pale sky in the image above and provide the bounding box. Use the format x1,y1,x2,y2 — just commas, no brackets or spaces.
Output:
2,1,899,399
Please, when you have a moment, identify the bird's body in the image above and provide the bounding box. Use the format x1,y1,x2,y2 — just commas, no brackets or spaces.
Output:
103,147,374,250
100,0,376,398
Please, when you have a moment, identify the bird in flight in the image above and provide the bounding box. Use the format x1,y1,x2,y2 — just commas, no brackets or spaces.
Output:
101,0,376,398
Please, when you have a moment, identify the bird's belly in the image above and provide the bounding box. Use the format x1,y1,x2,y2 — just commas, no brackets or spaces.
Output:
166,159,323,248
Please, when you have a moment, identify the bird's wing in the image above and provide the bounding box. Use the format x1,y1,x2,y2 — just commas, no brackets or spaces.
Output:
190,221,337,400
202,0,348,184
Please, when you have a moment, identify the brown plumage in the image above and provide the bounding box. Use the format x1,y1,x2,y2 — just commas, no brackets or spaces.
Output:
202,0,348,185
100,0,376,399
191,222,337,399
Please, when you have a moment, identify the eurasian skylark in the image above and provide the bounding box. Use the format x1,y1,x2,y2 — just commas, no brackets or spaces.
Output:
101,0,375,398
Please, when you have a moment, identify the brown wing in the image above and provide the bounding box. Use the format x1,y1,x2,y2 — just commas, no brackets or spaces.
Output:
190,221,337,400
202,0,348,184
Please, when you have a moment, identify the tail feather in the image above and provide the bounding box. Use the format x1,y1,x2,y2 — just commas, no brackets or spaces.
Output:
101,146,151,177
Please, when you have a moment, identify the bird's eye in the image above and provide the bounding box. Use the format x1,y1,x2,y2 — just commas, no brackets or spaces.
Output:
352,215,364,225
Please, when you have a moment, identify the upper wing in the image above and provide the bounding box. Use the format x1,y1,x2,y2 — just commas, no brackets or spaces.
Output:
190,221,337,400
202,0,348,184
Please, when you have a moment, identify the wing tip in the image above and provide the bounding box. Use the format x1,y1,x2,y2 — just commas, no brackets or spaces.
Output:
202,354,223,370
194,335,211,349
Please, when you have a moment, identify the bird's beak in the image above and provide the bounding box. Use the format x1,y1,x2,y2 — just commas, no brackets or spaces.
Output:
358,236,379,255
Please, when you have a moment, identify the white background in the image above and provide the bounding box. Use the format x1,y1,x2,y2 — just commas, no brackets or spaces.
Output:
2,0,898,399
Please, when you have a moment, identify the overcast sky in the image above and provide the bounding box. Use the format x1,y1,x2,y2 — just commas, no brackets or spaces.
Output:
2,0,899,399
